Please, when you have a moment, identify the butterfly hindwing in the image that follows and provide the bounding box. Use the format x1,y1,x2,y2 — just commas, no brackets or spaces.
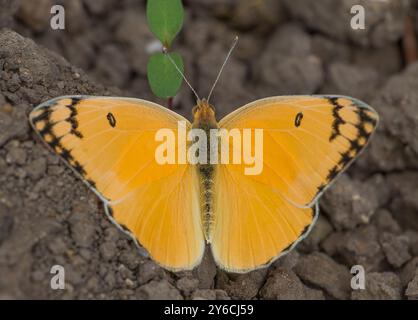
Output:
30,96,205,271
211,164,318,272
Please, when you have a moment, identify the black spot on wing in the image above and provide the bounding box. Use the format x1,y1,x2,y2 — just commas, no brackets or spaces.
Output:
295,112,304,128
107,112,117,128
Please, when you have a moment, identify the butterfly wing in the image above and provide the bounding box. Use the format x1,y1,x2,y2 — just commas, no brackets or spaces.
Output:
30,96,204,271
210,95,378,272
218,95,378,207
211,164,318,272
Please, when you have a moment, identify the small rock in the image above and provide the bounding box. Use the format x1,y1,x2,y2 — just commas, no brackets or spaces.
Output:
93,44,130,88
69,219,97,248
137,280,183,300
216,269,267,300
321,225,385,271
176,277,199,297
215,290,230,300
86,275,102,293
373,209,402,235
0,0,19,28
400,257,418,288
191,289,216,300
298,215,333,252
222,0,284,32
125,278,136,289
17,0,53,32
26,157,47,180
64,265,84,286
351,272,402,300
368,64,418,172
83,0,114,15
103,226,120,243
258,52,323,96
100,241,117,261
387,172,418,230
104,272,116,289
265,24,312,57
116,9,154,76
283,0,410,48
405,230,418,256
47,237,67,255
321,174,379,230
260,268,325,300
65,0,90,34
138,260,165,285
6,142,27,165
379,232,411,268
353,44,402,77
311,35,350,64
0,104,28,147
0,205,14,245
321,62,380,101
273,250,300,270
117,264,134,280
405,271,418,300
294,252,351,300
118,251,141,270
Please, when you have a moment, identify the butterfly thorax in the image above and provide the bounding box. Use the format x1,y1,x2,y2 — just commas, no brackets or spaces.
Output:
192,99,218,242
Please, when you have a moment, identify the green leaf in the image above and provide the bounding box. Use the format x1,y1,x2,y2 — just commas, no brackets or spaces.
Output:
146,0,184,47
147,52,184,99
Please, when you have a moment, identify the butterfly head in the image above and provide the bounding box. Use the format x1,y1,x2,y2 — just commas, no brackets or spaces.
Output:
192,99,217,128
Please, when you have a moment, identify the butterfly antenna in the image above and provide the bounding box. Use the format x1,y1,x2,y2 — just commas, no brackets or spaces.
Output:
207,36,239,104
163,48,200,102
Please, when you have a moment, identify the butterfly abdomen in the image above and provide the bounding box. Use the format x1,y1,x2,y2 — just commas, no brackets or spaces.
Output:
192,99,219,242
199,163,215,242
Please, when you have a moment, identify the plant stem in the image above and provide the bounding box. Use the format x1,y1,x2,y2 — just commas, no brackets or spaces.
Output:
403,15,418,65
167,97,174,109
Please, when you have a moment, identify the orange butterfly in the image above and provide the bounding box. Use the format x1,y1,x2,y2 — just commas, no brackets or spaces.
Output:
29,41,378,273
29,94,378,273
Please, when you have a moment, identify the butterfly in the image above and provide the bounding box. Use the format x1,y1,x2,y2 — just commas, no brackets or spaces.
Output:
29,94,378,273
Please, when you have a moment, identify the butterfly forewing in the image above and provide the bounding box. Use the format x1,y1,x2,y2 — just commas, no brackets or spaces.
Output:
218,95,379,208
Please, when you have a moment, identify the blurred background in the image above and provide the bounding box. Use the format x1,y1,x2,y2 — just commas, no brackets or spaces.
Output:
0,0,417,300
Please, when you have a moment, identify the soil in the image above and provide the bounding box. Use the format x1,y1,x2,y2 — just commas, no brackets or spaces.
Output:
0,0,418,300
